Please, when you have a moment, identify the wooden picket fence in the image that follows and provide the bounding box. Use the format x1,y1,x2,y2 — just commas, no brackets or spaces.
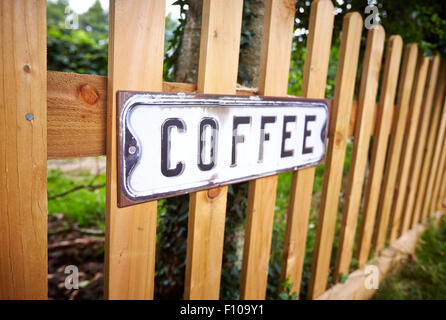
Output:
1,0,446,300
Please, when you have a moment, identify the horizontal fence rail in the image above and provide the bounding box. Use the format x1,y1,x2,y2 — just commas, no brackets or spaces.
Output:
47,70,382,159
1,0,446,300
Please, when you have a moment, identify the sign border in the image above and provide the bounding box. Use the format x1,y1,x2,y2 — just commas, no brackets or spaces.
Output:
117,91,330,207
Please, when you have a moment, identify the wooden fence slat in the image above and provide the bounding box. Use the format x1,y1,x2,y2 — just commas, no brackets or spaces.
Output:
399,56,440,235
104,0,165,300
411,62,446,227
334,25,385,280
420,98,446,221
282,11,362,295
240,0,295,300
432,103,446,212
355,35,403,267
372,43,418,253
270,0,333,300
184,0,243,300
279,0,334,299
432,124,446,212
437,163,446,210
0,0,47,299
387,56,429,242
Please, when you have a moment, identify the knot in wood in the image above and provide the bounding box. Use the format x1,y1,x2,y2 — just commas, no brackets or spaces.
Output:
80,84,99,105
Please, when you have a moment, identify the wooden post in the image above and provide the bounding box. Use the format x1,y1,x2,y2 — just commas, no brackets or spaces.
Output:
0,0,48,299
334,25,385,280
298,11,363,289
399,56,440,235
105,0,165,300
355,35,403,267
278,0,335,300
411,62,446,226
387,56,429,242
184,0,243,300
420,98,446,221
372,44,418,253
432,95,446,212
240,0,295,300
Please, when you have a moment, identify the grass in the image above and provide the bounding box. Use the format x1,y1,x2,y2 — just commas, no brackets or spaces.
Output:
374,216,446,300
47,168,106,229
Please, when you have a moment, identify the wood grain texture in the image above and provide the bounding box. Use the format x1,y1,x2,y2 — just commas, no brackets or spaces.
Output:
399,56,440,235
372,43,418,253
355,35,403,267
437,163,446,210
0,0,48,299
387,56,429,242
429,71,446,214
420,98,446,221
104,0,165,300
240,0,295,300
47,71,107,158
432,121,446,212
334,25,385,279
411,62,446,227
432,87,446,212
296,12,363,289
282,11,362,298
184,0,243,300
277,0,335,300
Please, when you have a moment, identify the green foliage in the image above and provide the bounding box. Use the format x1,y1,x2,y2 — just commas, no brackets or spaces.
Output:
47,168,106,229
47,0,108,75
163,0,188,81
78,0,109,37
374,217,446,299
154,195,189,299
47,27,108,75
278,277,298,300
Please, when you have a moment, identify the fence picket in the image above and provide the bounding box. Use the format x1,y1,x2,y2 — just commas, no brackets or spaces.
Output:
105,0,165,299
334,25,385,279
184,0,243,300
432,108,446,212
355,35,403,267
411,63,446,227
282,12,362,296
372,43,418,253
437,164,446,210
399,56,441,235
271,0,334,300
0,0,47,299
240,0,295,300
420,98,446,221
276,0,334,300
387,57,430,242
432,127,446,213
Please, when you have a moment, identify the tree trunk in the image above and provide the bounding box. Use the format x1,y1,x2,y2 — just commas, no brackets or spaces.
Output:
239,0,264,87
175,0,202,83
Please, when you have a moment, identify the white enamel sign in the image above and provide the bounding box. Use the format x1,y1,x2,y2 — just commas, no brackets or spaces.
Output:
117,92,329,207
